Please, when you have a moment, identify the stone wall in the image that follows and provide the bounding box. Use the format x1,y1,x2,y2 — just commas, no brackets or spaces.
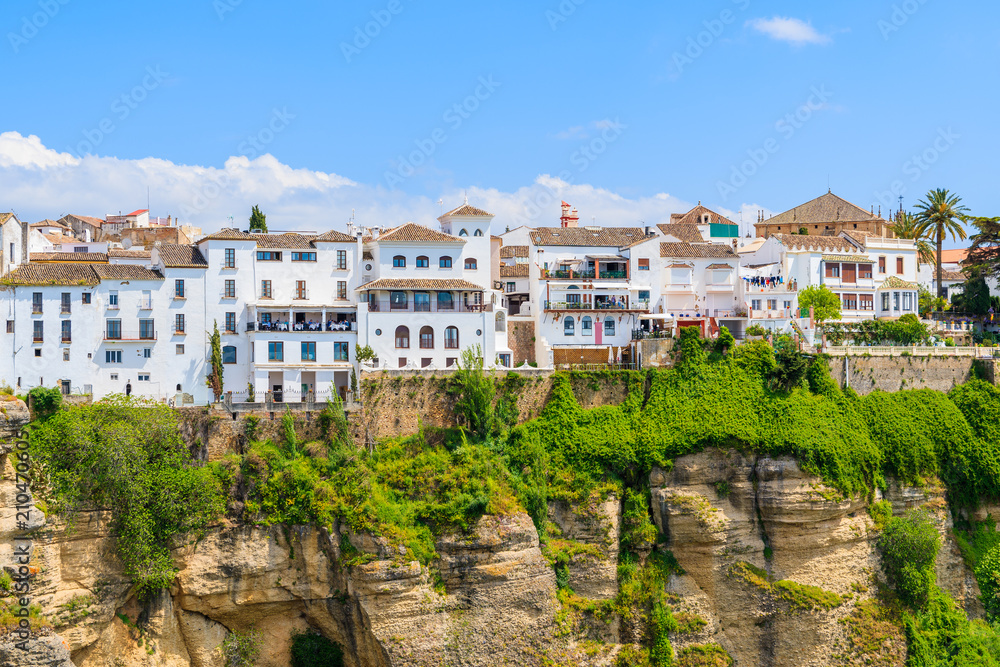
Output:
506,318,536,365
827,354,977,395
639,338,676,368
353,369,633,442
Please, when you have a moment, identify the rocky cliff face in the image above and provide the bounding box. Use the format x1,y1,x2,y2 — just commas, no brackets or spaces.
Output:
0,402,986,667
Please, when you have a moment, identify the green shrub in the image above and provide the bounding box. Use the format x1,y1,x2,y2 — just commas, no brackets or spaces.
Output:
715,326,735,354
290,630,344,667
222,628,262,667
877,509,940,609
27,386,62,419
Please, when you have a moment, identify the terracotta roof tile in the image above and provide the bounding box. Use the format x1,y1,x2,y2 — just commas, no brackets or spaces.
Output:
659,243,738,258
880,275,918,290
765,192,879,227
91,264,164,281
657,224,705,243
771,234,860,254
30,252,108,263
439,203,494,218
358,278,484,291
253,233,316,249
940,270,965,281
314,230,356,243
500,265,530,278
705,263,735,270
62,214,104,227
530,227,645,247
500,245,529,258
0,213,14,225
199,228,257,242
108,248,151,258
377,222,465,244
157,244,208,268
822,254,868,262
668,205,738,227
1,264,99,286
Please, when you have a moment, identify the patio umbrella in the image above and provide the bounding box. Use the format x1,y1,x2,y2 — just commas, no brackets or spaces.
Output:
608,346,614,365
616,347,622,364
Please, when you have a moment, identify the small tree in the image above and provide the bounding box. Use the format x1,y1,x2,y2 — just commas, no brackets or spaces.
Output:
715,325,735,354
799,285,842,323
355,345,375,364
207,321,224,402
454,345,494,438
222,628,262,667
877,509,940,609
249,205,267,233
28,386,63,420
966,215,1000,282
953,267,992,315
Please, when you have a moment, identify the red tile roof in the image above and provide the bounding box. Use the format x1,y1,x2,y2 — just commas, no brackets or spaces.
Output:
376,222,465,244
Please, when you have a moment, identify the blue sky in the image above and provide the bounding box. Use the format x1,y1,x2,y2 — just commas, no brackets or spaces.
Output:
1,0,996,244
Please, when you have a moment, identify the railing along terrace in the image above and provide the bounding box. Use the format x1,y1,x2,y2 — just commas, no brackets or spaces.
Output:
545,300,649,311
367,301,491,313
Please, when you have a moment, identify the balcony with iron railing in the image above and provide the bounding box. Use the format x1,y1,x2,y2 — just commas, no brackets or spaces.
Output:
104,329,157,342
248,320,358,333
367,300,491,313
544,300,649,312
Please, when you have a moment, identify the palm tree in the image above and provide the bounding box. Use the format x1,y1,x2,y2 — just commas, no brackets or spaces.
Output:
913,189,969,298
892,211,935,265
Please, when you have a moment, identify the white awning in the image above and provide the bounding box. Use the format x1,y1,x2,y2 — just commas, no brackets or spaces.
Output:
591,282,631,289
639,314,674,320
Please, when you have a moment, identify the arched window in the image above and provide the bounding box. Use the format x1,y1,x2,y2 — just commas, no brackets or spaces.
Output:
459,229,468,237
395,326,410,348
474,229,484,237
564,317,575,335
464,258,478,270
581,316,593,336
438,292,454,311
444,326,459,349
604,318,615,336
416,256,429,268
392,255,406,268
176,384,182,392
222,345,237,364
419,326,434,348
495,311,506,332
439,256,452,268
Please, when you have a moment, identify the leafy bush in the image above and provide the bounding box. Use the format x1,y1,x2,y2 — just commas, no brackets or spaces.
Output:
746,324,766,337
290,630,344,667
976,543,1000,619
877,510,940,609
715,326,735,354
29,397,225,596
27,386,62,419
222,628,262,667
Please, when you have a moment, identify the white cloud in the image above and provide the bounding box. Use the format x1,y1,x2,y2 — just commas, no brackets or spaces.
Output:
551,119,621,141
747,17,831,46
0,131,728,236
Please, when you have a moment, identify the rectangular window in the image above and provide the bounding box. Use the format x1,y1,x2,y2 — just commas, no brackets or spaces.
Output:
225,312,236,333
175,314,185,333
639,290,651,302
336,250,347,270
5,320,12,334
842,294,858,310
105,350,122,364
32,292,42,314
393,256,406,268
61,292,71,314
33,321,43,342
414,292,430,312
878,256,886,274
507,282,516,292
106,319,121,340
256,251,282,261
860,294,874,311
143,348,152,359
337,281,347,300
859,264,873,279
140,290,152,309
842,263,856,284
295,281,307,299
335,342,349,361
108,291,119,308
61,320,71,342
82,292,92,304
224,248,236,268
175,279,185,298
176,344,185,355
893,292,900,310
416,256,429,268
767,299,778,310
825,263,840,278
223,279,235,298
261,280,272,299
63,349,69,361
139,319,155,340
638,258,649,271
291,251,317,262
881,292,890,310
268,341,284,361
751,299,761,311
903,292,913,311
138,374,150,382
784,300,792,310
301,342,316,361
896,257,904,274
